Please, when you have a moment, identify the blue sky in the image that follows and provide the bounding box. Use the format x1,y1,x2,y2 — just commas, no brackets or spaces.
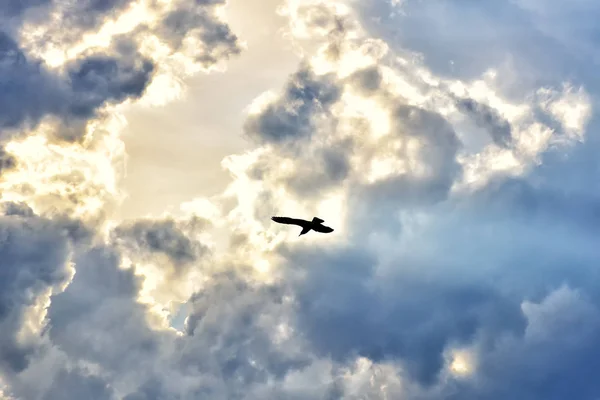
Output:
1,0,600,399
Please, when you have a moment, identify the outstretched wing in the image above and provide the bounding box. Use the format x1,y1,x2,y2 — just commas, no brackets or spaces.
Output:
271,216,307,227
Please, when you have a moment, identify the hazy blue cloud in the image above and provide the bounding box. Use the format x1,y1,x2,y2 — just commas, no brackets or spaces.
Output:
0,0,52,20
41,367,116,400
0,206,77,374
0,31,65,133
357,0,600,98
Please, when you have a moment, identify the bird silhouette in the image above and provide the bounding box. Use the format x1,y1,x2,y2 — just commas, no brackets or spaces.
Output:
271,216,334,236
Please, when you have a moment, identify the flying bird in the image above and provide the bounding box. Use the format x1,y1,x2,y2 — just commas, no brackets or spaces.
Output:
271,216,334,236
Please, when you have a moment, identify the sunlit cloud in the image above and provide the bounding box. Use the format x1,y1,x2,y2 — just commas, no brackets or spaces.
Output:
448,349,476,377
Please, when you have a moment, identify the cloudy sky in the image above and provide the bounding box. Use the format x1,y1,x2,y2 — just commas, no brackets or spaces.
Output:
1,0,600,398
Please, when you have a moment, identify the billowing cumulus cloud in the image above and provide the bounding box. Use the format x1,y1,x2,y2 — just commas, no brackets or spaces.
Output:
0,202,81,375
150,0,241,67
0,30,154,145
2,0,600,398
244,65,342,144
113,217,208,266
0,31,62,133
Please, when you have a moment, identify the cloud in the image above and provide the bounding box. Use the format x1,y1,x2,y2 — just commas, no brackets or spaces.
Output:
111,216,213,309
0,0,245,395
66,49,154,121
0,30,154,142
44,243,310,399
244,65,342,144
0,203,79,374
282,240,525,386
178,271,311,394
450,285,600,400
281,146,352,197
3,0,600,399
347,65,383,94
46,245,162,383
113,217,209,266
0,0,52,22
215,1,600,398
0,31,63,134
0,0,243,144
0,148,16,173
41,366,116,400
454,96,512,147
150,0,241,67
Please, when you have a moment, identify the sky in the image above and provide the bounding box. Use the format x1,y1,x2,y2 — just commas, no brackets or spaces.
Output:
1,0,600,399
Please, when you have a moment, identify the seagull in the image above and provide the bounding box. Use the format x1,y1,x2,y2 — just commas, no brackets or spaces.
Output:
271,216,334,236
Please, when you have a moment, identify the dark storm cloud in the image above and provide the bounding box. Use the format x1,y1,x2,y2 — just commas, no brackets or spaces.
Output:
473,286,600,400
66,53,154,118
47,246,162,378
57,48,155,141
455,97,512,147
0,206,76,373
0,31,65,134
376,162,600,398
421,286,600,400
0,30,155,141
280,244,525,387
244,66,342,143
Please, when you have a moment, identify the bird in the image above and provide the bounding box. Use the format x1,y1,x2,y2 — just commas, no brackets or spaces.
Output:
271,216,334,236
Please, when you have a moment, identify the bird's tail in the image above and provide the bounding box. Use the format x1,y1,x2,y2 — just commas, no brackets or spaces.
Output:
299,226,311,236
